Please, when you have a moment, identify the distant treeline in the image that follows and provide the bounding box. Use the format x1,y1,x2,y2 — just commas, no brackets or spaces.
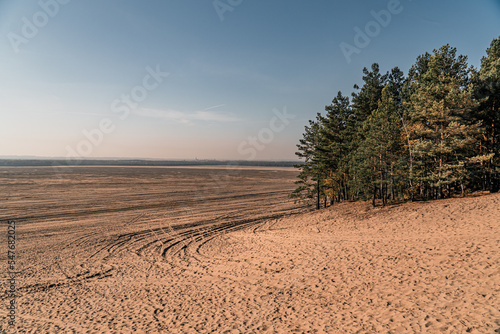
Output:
0,159,299,168
293,38,500,209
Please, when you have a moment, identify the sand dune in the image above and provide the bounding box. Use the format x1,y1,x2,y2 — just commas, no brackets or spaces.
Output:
0,168,499,333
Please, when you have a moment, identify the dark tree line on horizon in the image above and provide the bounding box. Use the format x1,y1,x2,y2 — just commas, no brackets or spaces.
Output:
292,37,500,209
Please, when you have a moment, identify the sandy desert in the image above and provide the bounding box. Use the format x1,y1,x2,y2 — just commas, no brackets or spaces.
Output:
0,166,499,333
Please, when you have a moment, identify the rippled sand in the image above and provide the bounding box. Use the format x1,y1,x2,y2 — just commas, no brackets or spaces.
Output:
0,167,498,333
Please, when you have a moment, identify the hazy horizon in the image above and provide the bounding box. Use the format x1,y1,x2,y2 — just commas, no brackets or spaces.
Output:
0,154,301,162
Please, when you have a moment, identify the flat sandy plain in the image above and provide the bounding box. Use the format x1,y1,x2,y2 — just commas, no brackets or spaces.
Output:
0,167,499,333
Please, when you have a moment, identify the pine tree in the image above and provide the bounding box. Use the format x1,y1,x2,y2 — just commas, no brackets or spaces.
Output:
349,63,389,199
351,63,388,126
317,91,354,204
407,44,481,199
386,67,406,106
292,114,325,209
386,67,413,200
473,36,500,192
353,86,403,206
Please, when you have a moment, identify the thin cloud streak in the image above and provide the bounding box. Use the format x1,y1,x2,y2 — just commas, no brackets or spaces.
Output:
133,108,240,124
204,104,226,111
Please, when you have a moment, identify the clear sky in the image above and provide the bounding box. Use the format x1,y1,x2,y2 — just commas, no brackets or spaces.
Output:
0,0,499,160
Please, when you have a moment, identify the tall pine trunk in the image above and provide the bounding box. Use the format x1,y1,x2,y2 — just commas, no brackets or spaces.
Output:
316,178,320,210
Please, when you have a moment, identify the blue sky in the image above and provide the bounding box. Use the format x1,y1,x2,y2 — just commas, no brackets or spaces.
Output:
0,0,499,160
